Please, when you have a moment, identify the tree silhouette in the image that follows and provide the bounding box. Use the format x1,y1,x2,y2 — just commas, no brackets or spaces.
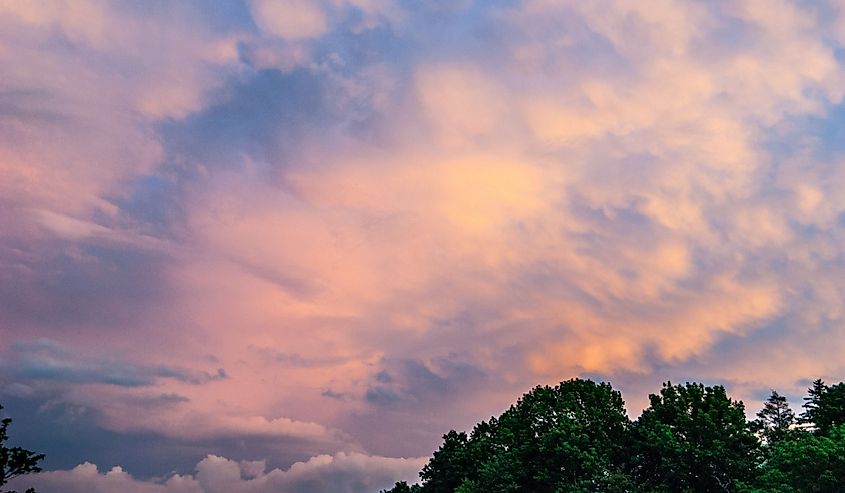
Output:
800,379,827,429
811,383,845,434
0,404,44,493
756,390,796,444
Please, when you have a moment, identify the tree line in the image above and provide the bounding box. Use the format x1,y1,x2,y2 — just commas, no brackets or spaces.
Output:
382,378,845,493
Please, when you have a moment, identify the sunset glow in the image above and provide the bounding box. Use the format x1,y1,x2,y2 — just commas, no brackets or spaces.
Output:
4,1,845,491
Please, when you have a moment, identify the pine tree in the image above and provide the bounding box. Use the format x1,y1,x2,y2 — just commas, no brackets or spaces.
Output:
813,383,845,434
800,379,827,429
756,390,795,444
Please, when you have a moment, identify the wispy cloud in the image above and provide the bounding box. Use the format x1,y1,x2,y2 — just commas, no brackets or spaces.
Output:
2,339,226,387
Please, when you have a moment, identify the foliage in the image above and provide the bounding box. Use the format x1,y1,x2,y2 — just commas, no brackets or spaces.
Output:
381,481,422,493
810,383,845,434
471,379,631,493
753,426,845,492
383,378,845,493
800,379,828,430
0,404,44,493
754,390,796,444
626,382,760,492
383,379,632,493
418,430,473,493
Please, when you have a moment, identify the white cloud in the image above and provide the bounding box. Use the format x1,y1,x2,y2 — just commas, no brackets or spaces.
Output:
13,453,426,493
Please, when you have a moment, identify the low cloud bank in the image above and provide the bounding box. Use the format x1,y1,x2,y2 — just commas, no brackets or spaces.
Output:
10,452,426,493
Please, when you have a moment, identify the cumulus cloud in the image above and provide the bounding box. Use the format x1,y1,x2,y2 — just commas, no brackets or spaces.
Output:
11,453,425,493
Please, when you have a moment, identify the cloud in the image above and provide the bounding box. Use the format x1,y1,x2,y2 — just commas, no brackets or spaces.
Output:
321,389,349,400
6,0,845,489
249,0,328,40
415,65,508,146
105,410,343,444
11,453,426,493
1,339,226,388
0,1,245,221
364,386,401,407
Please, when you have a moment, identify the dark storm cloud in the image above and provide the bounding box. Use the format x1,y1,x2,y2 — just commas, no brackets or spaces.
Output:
2,339,227,388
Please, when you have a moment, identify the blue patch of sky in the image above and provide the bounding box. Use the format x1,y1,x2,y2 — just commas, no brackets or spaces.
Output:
119,0,256,35
763,99,845,161
110,175,184,237
159,68,329,172
811,101,845,156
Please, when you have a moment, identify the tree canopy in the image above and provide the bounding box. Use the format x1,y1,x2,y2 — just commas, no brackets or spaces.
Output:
382,377,845,493
414,379,631,493
626,382,760,492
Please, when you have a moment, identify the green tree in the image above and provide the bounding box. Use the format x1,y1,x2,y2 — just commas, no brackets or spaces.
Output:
755,390,795,445
389,379,633,493
380,481,422,493
754,425,845,493
473,379,631,493
811,383,845,434
418,430,473,493
627,382,761,492
1,404,44,493
800,379,827,430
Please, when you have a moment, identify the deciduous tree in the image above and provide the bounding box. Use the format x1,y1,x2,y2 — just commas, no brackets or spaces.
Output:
384,379,632,493
626,382,761,492
755,425,845,493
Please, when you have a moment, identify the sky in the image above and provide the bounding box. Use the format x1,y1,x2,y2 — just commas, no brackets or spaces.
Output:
3,0,845,491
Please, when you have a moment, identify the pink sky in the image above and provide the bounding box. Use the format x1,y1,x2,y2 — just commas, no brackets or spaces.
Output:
4,1,845,491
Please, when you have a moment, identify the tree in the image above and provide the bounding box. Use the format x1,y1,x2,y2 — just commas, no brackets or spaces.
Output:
0,404,44,493
810,383,845,434
418,430,473,493
386,379,633,493
380,481,421,493
800,379,827,430
798,380,845,434
754,425,845,493
471,379,631,493
756,390,796,444
381,378,845,492
627,382,761,492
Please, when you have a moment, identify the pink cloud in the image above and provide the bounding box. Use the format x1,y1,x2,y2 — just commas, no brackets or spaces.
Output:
12,453,425,493
5,0,845,489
